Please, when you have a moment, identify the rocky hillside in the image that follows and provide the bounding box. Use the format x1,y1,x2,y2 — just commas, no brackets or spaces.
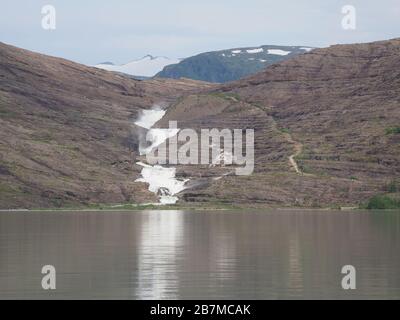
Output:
0,42,213,209
156,45,313,83
158,39,400,207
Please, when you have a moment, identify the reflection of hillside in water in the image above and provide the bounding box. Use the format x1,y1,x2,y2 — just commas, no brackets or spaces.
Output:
0,210,399,299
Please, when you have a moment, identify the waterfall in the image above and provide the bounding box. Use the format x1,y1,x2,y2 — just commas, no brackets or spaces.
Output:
134,106,189,204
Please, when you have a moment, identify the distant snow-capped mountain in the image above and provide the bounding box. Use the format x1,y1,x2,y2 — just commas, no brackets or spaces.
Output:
94,55,181,77
156,45,316,83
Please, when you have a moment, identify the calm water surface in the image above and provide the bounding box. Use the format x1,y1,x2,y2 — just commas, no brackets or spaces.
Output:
0,210,399,299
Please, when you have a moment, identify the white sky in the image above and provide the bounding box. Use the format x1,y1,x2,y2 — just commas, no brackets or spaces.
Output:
0,0,399,64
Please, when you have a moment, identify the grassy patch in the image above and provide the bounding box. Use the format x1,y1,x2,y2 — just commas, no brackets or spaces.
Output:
209,92,241,101
297,162,318,175
87,203,166,210
386,180,398,193
0,93,17,118
279,128,290,134
28,201,242,211
385,127,400,135
31,132,54,144
0,108,18,118
0,183,16,193
97,201,241,211
56,144,80,152
365,195,400,210
0,183,25,202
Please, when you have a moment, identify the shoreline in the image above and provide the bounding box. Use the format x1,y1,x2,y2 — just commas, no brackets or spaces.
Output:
0,205,371,213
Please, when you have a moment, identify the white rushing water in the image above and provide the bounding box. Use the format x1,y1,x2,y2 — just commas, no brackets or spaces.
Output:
139,128,180,156
134,106,189,204
134,108,166,130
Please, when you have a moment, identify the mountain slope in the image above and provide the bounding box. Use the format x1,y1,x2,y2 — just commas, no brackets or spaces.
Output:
0,42,212,209
95,55,180,78
156,45,314,83
157,39,400,207
1,39,399,209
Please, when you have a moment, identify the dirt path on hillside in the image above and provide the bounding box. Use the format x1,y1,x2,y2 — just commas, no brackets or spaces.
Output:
266,114,306,174
246,102,307,175
282,132,304,174
245,103,365,183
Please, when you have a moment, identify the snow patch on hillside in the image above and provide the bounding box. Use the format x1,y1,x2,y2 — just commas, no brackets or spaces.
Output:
267,49,291,56
247,48,264,54
95,55,180,77
135,164,188,204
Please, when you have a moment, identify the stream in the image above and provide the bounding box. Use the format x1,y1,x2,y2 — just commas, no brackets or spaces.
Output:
134,106,189,204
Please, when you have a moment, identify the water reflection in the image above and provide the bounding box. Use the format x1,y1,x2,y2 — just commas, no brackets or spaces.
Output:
287,235,303,296
0,210,399,299
137,211,184,299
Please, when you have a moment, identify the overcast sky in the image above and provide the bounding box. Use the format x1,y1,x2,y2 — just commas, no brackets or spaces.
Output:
1,0,399,65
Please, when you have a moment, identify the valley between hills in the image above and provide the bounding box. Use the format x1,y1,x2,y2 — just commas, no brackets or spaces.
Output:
0,39,399,210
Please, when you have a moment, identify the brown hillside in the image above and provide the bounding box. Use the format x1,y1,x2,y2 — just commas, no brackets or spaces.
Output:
159,39,400,207
0,42,213,208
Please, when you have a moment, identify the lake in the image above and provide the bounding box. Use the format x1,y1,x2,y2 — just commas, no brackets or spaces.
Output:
0,210,399,299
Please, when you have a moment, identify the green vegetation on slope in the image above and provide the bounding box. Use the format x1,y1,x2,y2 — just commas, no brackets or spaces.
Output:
366,195,400,209
386,180,399,193
156,45,312,83
385,127,400,135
